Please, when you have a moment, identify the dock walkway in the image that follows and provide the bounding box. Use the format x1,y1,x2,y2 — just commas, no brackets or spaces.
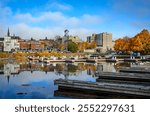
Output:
96,72,150,82
55,79,150,98
119,67,150,74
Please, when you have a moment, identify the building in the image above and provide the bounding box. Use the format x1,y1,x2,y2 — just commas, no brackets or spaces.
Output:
87,36,91,43
95,32,114,52
87,32,114,53
39,39,57,51
87,34,96,43
68,36,82,43
4,37,20,52
3,36,20,52
19,39,29,51
0,38,4,52
3,29,20,52
19,39,44,52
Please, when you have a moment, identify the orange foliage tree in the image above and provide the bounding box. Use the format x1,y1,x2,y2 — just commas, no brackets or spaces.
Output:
114,29,150,54
114,38,125,51
78,41,96,52
129,36,143,52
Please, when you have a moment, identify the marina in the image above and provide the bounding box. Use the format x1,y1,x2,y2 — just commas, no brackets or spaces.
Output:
0,60,150,99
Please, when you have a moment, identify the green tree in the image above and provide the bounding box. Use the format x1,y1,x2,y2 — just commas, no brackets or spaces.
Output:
67,42,78,53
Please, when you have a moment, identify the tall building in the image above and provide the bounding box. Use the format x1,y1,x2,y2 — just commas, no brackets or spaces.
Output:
95,32,114,52
87,36,92,43
87,34,96,43
87,32,114,53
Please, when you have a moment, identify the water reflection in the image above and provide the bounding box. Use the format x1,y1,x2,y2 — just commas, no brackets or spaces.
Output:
0,62,119,79
0,61,147,99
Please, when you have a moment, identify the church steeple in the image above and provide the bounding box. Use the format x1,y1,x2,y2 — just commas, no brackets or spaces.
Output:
7,28,10,37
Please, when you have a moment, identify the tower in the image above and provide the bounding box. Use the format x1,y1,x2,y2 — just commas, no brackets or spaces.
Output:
63,29,69,51
7,28,10,37
64,29,69,38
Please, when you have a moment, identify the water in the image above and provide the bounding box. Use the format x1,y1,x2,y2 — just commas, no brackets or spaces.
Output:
0,61,147,99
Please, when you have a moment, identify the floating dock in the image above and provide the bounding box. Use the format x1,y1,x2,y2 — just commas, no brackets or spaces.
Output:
96,72,150,82
119,67,150,74
55,79,150,99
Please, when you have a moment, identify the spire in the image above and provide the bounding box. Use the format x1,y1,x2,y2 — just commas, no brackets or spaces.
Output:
7,28,10,37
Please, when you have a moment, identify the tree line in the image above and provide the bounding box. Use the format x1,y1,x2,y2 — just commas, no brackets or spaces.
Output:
114,29,150,54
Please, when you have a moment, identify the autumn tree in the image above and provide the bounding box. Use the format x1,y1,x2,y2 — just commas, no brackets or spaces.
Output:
78,42,84,52
78,42,88,52
58,43,65,51
114,38,124,52
87,41,96,49
114,29,150,54
129,36,143,52
67,42,78,53
143,36,150,54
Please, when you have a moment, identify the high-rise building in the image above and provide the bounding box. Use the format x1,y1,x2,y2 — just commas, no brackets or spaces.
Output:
95,32,114,52
87,32,114,53
87,34,96,43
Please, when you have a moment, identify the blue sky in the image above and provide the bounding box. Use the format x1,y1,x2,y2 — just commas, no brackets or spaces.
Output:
0,0,150,40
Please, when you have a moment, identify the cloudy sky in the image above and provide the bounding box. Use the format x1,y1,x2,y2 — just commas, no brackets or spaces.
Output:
0,0,150,40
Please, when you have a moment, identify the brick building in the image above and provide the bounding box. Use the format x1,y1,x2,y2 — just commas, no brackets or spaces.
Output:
19,39,44,52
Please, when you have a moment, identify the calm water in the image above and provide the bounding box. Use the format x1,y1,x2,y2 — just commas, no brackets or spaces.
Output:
0,61,146,99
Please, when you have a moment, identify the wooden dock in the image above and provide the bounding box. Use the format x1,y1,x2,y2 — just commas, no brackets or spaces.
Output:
86,59,122,63
96,72,150,82
140,59,150,62
54,89,105,99
28,56,150,63
119,67,150,74
85,58,140,63
54,87,136,99
55,79,150,98
124,59,138,62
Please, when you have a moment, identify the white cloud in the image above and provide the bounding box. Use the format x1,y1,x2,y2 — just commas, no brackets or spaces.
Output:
15,11,102,27
10,23,63,39
82,14,102,24
15,12,66,23
9,23,94,41
0,1,102,41
47,2,72,11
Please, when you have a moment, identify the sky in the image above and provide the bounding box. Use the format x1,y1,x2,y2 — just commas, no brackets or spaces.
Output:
0,0,150,40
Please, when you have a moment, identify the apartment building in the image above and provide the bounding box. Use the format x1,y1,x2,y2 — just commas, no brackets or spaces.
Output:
87,32,114,53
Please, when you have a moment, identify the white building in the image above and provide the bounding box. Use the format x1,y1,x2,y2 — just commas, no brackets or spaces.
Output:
3,28,20,52
3,36,20,52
